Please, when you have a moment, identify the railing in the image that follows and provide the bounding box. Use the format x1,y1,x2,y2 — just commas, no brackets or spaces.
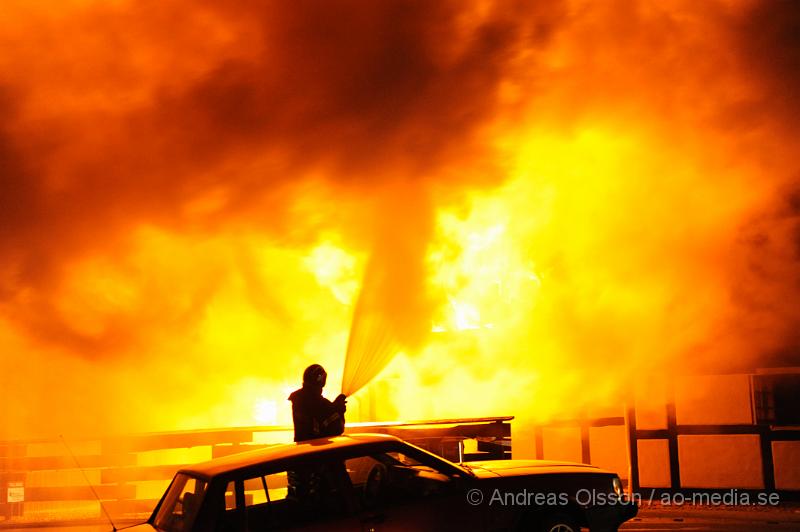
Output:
533,415,625,465
0,417,512,523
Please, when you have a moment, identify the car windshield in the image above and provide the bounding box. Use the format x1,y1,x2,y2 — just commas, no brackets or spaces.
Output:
153,473,207,532
384,451,424,467
380,452,446,477
389,442,473,478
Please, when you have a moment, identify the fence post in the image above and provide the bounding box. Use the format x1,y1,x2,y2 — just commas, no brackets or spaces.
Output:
666,383,681,490
625,403,639,494
759,427,775,491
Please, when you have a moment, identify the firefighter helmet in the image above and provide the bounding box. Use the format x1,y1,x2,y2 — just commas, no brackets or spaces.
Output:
303,364,327,387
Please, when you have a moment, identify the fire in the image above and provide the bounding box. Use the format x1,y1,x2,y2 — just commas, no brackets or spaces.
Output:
1,1,799,444
359,123,772,424
253,399,278,425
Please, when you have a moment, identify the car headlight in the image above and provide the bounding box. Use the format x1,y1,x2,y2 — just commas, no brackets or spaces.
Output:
612,476,623,497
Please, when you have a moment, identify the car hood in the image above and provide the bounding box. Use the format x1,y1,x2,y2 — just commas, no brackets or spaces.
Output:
466,459,611,478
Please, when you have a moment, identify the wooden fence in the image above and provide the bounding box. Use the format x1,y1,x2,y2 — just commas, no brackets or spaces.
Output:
531,401,800,501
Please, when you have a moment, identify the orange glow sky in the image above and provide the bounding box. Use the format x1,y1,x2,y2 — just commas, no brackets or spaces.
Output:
1,0,799,440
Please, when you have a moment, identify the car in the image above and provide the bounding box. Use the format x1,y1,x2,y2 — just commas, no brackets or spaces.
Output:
128,433,637,532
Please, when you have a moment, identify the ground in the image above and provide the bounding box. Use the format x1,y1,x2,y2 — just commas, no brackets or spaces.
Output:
620,504,800,531
3,505,800,531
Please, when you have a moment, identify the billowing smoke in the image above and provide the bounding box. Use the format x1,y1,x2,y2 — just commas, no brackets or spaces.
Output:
0,0,798,439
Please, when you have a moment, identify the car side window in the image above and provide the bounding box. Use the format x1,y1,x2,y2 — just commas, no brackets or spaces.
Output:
345,455,388,509
265,472,289,501
225,481,236,511
243,476,268,506
242,473,289,506
345,452,454,510
153,474,207,532
231,464,352,531
345,455,381,486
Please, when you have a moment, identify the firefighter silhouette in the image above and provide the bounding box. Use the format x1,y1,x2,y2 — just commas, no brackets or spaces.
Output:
287,364,350,511
288,364,347,442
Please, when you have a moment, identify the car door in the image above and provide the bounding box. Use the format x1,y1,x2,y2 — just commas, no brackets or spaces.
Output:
343,451,485,532
215,463,362,532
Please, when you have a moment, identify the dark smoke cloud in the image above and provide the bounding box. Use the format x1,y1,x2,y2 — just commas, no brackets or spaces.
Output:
0,88,34,262
0,0,565,357
149,0,563,183
735,1,800,125
1,0,799,371
727,1,800,367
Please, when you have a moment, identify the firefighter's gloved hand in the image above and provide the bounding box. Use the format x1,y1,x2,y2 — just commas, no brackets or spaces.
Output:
334,394,347,413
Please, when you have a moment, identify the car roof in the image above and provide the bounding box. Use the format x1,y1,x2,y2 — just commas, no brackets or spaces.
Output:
179,433,401,479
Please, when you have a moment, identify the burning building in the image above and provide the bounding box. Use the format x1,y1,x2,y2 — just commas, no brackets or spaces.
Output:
1,0,800,516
